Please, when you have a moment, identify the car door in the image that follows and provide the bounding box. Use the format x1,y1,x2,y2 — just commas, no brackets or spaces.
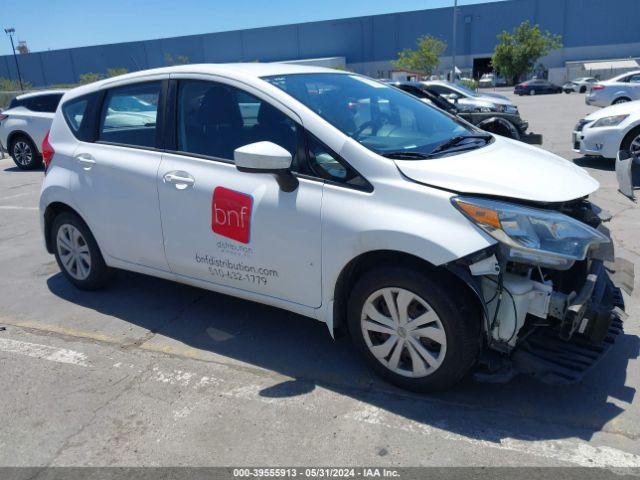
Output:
70,78,169,271
157,77,322,308
628,74,640,100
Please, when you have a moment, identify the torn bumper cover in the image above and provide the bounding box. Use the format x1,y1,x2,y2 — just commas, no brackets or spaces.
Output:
511,259,633,384
616,149,640,200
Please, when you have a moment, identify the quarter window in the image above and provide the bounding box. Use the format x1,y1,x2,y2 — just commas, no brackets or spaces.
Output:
176,80,298,164
26,94,63,113
306,134,369,189
99,82,160,148
62,97,89,133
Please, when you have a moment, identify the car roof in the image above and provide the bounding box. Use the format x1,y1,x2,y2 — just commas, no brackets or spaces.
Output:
64,63,347,99
14,89,67,100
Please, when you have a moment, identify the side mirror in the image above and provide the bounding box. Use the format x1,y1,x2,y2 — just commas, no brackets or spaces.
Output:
234,141,298,192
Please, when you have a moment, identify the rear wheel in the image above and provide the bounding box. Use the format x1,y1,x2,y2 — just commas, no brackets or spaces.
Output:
347,266,480,392
621,126,640,157
613,97,631,105
51,212,114,290
10,135,42,170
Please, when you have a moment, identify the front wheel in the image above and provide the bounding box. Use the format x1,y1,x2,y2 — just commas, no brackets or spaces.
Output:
621,126,640,157
52,212,114,290
347,266,480,392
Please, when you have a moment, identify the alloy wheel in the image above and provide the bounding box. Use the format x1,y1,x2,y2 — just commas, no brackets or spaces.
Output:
13,141,33,166
631,134,640,157
360,287,447,378
56,224,92,280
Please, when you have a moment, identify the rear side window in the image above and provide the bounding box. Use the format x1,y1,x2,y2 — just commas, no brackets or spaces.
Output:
62,98,88,133
99,81,160,148
25,94,63,113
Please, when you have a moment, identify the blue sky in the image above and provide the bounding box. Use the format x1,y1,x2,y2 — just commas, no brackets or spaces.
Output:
1,0,502,55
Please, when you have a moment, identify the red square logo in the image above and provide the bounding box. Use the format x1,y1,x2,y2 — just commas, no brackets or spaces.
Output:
212,187,252,244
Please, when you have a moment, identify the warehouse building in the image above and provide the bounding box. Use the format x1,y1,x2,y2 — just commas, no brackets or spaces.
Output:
1,0,638,87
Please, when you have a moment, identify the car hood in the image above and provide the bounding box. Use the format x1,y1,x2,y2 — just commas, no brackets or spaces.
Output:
394,136,599,203
584,100,640,121
480,92,511,102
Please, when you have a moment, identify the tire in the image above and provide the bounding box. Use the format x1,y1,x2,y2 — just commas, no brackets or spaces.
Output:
51,212,114,290
613,97,631,105
621,126,640,157
580,86,587,93
9,135,42,170
347,266,480,392
564,90,571,94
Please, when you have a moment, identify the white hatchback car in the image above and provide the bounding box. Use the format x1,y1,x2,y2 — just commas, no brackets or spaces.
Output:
572,100,640,158
0,89,65,169
40,64,628,391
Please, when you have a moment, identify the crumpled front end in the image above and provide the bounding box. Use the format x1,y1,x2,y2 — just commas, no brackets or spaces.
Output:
452,199,634,384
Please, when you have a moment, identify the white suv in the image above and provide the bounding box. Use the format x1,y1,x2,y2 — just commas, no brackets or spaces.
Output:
40,64,628,391
0,90,65,169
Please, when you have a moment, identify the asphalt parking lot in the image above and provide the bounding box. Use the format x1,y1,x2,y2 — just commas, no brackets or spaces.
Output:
0,89,639,469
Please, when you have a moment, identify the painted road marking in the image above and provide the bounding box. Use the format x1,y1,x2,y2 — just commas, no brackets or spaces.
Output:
0,338,88,366
345,404,640,468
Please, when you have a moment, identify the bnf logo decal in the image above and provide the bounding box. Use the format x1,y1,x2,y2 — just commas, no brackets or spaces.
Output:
212,187,252,244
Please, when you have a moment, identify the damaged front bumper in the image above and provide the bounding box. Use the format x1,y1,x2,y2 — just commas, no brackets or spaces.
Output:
511,259,629,384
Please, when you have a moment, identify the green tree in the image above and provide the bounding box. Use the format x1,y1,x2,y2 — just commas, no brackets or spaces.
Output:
491,21,562,84
164,53,190,66
106,67,128,78
78,72,104,85
392,35,447,77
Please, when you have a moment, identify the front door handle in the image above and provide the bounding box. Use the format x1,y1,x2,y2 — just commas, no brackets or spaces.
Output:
76,154,96,170
163,171,195,189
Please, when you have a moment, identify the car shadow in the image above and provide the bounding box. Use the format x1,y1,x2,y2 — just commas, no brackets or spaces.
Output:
47,269,639,444
3,165,44,173
573,156,615,171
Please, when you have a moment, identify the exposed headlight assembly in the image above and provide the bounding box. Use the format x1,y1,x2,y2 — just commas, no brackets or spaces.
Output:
591,114,629,128
453,197,610,268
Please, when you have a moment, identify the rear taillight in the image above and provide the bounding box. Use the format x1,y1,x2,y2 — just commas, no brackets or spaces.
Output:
591,84,605,91
42,131,55,172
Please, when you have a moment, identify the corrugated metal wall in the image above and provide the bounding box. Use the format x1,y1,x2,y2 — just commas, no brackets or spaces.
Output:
1,0,638,86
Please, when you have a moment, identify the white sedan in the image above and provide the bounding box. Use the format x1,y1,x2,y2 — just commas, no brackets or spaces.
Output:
573,100,640,158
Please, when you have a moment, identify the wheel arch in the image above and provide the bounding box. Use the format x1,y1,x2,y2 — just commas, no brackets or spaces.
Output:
620,124,640,151
44,202,90,254
476,117,520,140
7,130,40,154
330,249,485,338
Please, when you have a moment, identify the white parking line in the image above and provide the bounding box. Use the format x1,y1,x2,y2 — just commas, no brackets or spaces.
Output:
0,206,38,210
0,338,89,366
346,404,640,468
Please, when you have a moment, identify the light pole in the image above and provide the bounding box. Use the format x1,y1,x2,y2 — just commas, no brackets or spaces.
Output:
451,0,458,83
4,28,24,91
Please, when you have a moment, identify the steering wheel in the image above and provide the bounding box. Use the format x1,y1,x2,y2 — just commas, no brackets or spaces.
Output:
353,114,392,140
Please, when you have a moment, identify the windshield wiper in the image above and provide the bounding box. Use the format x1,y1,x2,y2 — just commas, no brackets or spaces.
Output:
381,151,430,160
428,134,493,156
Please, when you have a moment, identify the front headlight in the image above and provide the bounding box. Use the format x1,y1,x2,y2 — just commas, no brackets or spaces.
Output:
453,197,609,268
591,114,629,128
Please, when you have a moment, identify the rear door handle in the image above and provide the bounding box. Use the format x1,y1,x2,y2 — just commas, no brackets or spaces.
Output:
76,154,96,170
163,171,195,189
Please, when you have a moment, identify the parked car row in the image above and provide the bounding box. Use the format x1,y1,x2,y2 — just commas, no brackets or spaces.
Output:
389,81,541,144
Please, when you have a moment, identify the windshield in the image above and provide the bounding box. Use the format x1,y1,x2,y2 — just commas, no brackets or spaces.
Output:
451,83,479,97
263,73,481,157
